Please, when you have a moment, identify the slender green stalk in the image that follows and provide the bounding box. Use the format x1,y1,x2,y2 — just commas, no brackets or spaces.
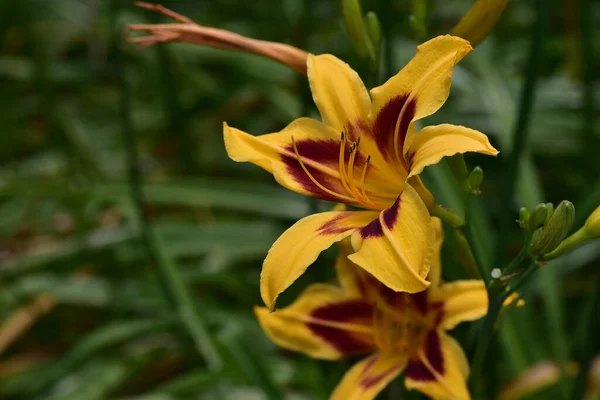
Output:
433,205,463,228
495,0,549,264
110,0,222,371
455,230,481,279
432,205,484,280
502,231,532,275
469,290,504,395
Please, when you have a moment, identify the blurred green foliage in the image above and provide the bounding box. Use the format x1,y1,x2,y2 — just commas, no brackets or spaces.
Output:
0,0,599,399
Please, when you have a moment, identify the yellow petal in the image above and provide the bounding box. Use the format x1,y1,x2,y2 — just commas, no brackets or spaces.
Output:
451,0,509,47
427,217,444,289
254,284,375,360
307,54,371,132
331,352,407,400
405,331,471,400
407,123,499,178
261,210,379,309
408,175,436,212
224,118,357,202
335,238,365,297
428,280,488,330
370,36,472,156
348,184,433,293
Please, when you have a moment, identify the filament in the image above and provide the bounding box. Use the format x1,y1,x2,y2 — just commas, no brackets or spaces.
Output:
291,136,355,202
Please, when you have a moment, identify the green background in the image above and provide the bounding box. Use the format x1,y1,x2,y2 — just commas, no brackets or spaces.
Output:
0,0,598,399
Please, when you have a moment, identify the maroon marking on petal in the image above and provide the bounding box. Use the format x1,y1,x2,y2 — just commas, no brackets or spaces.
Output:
405,330,444,381
412,291,429,315
308,300,374,354
317,212,355,235
287,139,339,164
405,359,435,381
361,363,403,389
425,330,444,374
372,94,408,161
360,218,384,238
347,119,370,141
371,94,417,164
399,98,417,151
431,302,445,326
382,195,401,229
282,138,365,203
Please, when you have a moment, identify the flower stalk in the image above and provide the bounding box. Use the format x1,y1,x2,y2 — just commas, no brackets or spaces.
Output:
129,2,309,74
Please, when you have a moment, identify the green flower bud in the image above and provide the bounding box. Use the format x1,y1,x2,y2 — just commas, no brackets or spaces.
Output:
468,166,484,194
518,207,530,230
365,11,381,54
530,200,575,255
342,0,374,60
543,205,600,260
544,202,554,224
583,205,600,238
528,203,548,231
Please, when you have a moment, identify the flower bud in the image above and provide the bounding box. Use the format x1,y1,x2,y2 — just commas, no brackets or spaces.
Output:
528,203,548,231
365,11,381,54
530,201,575,255
542,204,599,261
583,205,600,238
518,207,530,230
451,0,509,47
544,202,554,224
468,166,484,194
342,0,375,60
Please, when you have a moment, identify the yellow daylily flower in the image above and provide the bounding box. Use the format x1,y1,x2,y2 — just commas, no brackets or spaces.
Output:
451,0,510,47
225,35,498,309
256,219,489,400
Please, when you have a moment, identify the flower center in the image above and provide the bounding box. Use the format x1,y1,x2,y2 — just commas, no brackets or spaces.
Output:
290,131,389,209
372,292,436,355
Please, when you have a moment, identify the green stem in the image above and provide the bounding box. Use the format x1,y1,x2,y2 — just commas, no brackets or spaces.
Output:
505,260,538,295
433,205,464,228
469,291,505,395
455,229,481,279
111,0,222,371
503,232,533,275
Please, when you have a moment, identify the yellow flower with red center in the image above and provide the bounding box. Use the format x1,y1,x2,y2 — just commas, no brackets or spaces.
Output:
255,219,488,400
225,35,498,309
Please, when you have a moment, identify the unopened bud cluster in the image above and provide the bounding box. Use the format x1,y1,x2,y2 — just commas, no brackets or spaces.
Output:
519,201,575,256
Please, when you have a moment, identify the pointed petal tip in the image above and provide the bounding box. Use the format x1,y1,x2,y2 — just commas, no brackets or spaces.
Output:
424,34,473,52
260,278,278,312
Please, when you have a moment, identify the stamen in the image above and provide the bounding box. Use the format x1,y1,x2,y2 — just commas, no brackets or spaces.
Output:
338,131,354,195
346,137,359,192
358,155,371,201
291,136,355,202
